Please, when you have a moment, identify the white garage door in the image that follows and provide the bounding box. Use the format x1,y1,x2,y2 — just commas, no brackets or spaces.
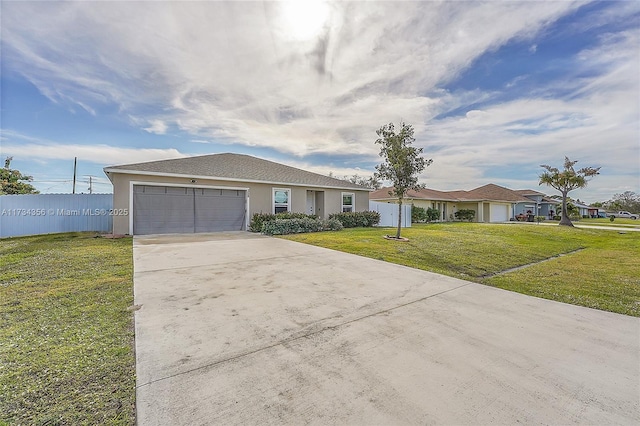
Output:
133,185,246,235
489,204,509,223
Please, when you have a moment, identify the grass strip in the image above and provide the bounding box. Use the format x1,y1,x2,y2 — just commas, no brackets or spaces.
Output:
282,223,640,316
0,232,135,425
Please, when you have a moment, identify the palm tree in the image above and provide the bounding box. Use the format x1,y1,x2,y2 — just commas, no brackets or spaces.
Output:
539,157,600,227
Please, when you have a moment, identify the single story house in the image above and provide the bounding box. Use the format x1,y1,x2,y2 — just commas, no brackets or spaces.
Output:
513,189,561,218
573,201,599,218
370,183,533,223
104,153,371,235
368,187,458,221
455,184,532,222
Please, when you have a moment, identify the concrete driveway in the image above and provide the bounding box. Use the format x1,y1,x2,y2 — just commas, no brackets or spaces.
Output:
133,232,639,425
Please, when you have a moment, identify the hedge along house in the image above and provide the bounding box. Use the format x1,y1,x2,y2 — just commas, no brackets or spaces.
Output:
104,153,371,235
370,183,532,223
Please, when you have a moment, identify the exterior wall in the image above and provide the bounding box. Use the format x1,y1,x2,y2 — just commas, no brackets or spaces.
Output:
455,202,480,222
109,172,370,234
381,198,457,221
515,201,559,218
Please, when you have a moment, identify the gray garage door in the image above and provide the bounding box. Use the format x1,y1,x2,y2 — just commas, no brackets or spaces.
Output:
133,185,246,235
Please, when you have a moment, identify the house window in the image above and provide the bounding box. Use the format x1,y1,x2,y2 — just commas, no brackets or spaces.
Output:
273,188,291,214
342,192,354,212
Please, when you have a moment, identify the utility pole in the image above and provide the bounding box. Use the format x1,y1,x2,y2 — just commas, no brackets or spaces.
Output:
88,176,93,194
72,157,77,194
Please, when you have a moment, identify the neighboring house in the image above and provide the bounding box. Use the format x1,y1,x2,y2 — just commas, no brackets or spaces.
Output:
104,153,371,235
368,187,458,221
370,183,532,223
456,184,531,223
573,201,598,218
514,189,561,218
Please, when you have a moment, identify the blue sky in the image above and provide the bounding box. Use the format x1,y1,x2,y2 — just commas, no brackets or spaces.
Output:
1,0,638,202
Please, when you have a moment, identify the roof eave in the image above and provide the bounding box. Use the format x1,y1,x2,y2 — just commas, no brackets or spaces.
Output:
102,167,373,192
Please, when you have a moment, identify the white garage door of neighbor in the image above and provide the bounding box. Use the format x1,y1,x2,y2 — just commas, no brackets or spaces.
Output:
133,185,246,235
489,204,509,223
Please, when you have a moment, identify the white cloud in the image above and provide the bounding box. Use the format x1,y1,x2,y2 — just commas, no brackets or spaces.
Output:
407,25,640,204
1,1,581,152
1,1,638,203
143,119,168,135
0,131,185,166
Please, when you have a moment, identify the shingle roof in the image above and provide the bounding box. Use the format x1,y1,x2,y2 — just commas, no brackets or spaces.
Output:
460,184,531,202
104,153,370,191
370,186,459,201
370,183,531,203
515,189,546,196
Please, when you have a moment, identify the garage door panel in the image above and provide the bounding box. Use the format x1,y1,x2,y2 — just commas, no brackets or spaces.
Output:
133,185,195,235
134,185,246,235
194,188,245,232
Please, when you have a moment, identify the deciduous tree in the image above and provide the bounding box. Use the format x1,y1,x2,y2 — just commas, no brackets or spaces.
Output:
608,191,640,213
539,157,600,227
0,157,39,195
344,174,382,190
374,122,432,239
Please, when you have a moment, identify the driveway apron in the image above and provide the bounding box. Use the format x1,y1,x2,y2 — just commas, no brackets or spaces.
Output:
133,232,639,425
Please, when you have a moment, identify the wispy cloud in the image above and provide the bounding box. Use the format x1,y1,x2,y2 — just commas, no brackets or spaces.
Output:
0,131,185,166
1,1,582,153
143,119,168,135
1,1,638,201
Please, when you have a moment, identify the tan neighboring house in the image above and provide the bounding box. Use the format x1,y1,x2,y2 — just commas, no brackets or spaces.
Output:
104,153,371,235
369,187,458,221
370,183,532,223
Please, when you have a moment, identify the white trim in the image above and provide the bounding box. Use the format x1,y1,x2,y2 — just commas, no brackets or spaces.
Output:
341,192,355,213
129,181,250,234
105,168,372,192
272,187,291,214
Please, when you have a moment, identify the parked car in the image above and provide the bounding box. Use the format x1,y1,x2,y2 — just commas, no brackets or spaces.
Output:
597,211,608,218
608,211,638,220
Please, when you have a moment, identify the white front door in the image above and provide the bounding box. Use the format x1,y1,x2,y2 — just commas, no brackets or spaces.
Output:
306,191,315,215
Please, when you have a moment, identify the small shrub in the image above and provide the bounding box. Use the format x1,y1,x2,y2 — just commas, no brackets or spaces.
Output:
454,209,475,222
412,206,440,223
426,208,440,222
552,215,561,221
411,205,427,223
322,218,344,231
610,216,615,222
249,213,276,232
262,217,323,235
329,211,381,228
535,216,546,224
250,212,315,232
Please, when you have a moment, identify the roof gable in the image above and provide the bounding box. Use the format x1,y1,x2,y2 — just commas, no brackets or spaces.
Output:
104,153,370,191
460,184,531,202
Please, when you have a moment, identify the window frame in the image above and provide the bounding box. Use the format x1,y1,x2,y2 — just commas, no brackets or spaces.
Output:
272,188,291,214
341,192,355,213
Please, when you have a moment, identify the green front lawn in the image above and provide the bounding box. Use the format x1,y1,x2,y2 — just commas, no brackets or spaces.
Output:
0,233,135,425
282,223,640,316
578,217,640,228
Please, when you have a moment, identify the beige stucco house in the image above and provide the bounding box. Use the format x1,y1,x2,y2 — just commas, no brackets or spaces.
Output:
104,153,370,235
370,184,532,223
369,187,459,221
